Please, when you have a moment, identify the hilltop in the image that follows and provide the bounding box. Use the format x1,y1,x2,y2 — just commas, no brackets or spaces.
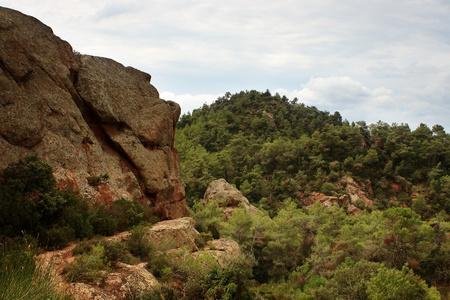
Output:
176,90,450,216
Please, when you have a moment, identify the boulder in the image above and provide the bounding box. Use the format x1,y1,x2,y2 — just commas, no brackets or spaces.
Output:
145,217,199,251
0,7,188,219
204,238,241,266
68,283,114,300
204,179,262,218
68,263,159,300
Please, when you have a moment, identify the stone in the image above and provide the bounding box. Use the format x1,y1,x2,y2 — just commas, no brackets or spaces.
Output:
302,176,373,213
204,179,263,218
203,238,241,266
0,7,188,219
67,263,159,300
146,217,199,251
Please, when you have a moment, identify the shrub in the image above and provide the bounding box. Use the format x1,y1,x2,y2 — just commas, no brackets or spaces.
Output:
303,275,327,293
320,182,337,195
87,173,109,187
71,240,93,256
101,239,135,265
65,244,110,282
195,232,214,249
43,225,75,249
88,204,117,236
138,284,178,300
183,253,256,300
126,225,153,260
59,189,93,239
2,154,55,196
313,260,382,300
109,199,157,231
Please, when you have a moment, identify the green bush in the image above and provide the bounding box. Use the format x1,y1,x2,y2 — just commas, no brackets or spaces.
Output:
182,253,256,300
320,182,337,195
109,199,157,231
126,225,153,260
88,204,117,236
65,244,110,282
2,154,55,196
313,260,382,300
87,173,109,187
303,275,327,293
43,225,75,249
71,240,94,256
101,239,135,264
195,232,214,249
138,284,179,300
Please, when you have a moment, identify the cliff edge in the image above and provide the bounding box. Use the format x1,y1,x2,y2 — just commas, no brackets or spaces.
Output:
0,7,188,219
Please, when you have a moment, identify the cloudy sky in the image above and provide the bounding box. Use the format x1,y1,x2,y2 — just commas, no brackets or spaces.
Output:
4,1,450,130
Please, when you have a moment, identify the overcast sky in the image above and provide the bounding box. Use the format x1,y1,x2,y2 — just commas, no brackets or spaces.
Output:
4,1,450,130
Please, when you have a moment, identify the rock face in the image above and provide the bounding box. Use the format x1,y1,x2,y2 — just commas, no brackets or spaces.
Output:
204,179,262,218
0,7,188,219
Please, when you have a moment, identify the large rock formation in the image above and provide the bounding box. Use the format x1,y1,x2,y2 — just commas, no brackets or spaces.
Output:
0,7,188,219
204,179,262,218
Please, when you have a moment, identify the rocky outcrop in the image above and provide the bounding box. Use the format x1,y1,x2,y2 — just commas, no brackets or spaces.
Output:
0,7,188,219
145,217,199,251
67,263,159,300
201,238,241,266
38,219,244,299
302,176,373,214
204,179,263,218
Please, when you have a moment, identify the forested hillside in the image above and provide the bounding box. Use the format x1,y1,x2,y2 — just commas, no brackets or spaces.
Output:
176,90,450,298
176,90,450,216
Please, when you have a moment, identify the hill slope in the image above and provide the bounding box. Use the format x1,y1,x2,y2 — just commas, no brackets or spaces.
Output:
176,90,450,216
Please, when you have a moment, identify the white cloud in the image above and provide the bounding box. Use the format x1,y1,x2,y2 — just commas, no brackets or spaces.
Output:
160,92,222,115
274,76,435,129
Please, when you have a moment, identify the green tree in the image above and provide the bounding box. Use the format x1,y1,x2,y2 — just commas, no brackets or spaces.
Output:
366,265,440,300
381,208,434,269
314,260,382,300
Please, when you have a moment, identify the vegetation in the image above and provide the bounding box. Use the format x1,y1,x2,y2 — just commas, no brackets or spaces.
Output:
176,90,450,216
176,90,450,298
0,244,72,299
0,89,449,298
0,155,158,298
0,155,157,250
65,244,110,282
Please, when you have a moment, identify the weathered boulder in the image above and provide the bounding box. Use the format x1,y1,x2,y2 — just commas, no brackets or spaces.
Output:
68,283,113,300
0,7,188,219
145,217,199,251
68,263,159,300
203,238,241,266
204,179,262,218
